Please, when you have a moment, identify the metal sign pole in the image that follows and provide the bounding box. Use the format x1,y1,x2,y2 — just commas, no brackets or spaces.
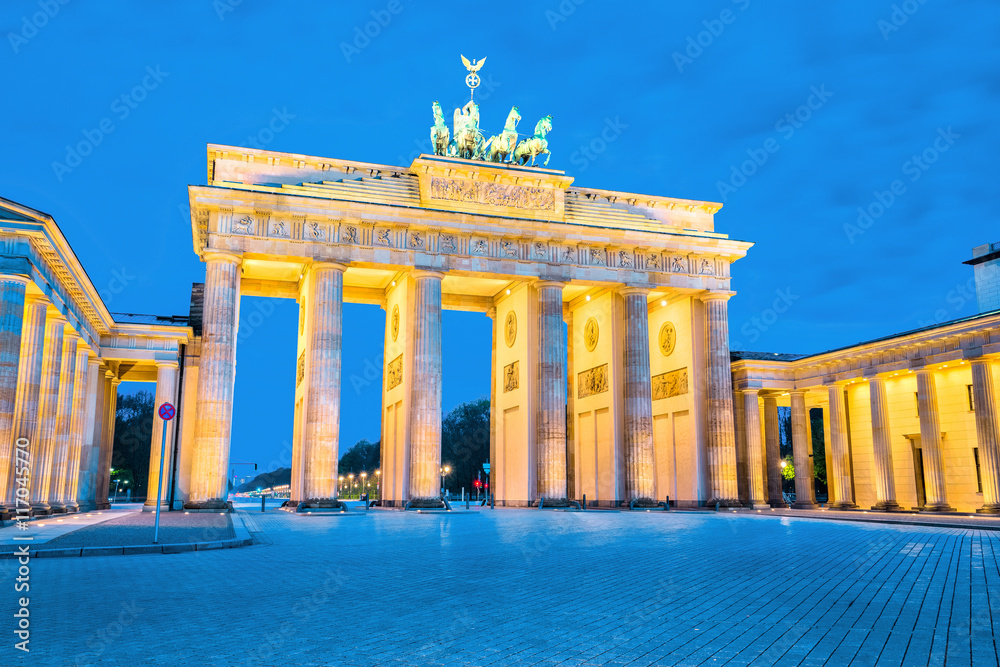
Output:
153,423,167,544
153,402,175,544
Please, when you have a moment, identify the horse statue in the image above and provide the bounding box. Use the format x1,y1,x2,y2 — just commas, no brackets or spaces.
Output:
484,106,521,163
430,101,450,156
450,100,486,160
514,115,553,167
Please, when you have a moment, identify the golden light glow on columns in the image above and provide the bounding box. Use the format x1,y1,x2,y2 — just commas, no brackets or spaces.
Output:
0,275,29,513
701,292,739,505
408,269,444,500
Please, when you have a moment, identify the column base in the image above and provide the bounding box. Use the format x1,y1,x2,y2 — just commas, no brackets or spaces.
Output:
96,501,110,510
768,499,788,508
871,501,904,511
297,498,349,512
183,499,231,511
49,503,69,514
76,502,98,512
976,505,1000,514
141,503,170,513
706,497,742,509
746,502,771,510
791,501,819,510
30,503,51,516
921,503,955,512
405,497,447,509
828,502,858,510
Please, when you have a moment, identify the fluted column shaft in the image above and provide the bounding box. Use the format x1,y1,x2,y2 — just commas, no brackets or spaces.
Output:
30,317,65,513
790,391,817,509
144,362,179,509
702,294,738,505
301,264,345,503
189,253,241,507
408,271,443,500
743,390,767,508
971,359,1000,512
915,370,952,511
827,384,856,508
763,396,783,506
95,374,119,509
536,281,568,501
63,349,92,512
622,288,655,503
0,276,28,512
869,377,900,510
75,361,103,511
48,333,79,511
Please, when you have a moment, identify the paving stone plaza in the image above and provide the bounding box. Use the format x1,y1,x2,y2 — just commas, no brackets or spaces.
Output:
10,504,999,666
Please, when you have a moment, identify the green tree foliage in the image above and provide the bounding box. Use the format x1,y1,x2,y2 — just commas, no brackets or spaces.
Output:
112,390,155,499
339,439,380,475
441,398,490,493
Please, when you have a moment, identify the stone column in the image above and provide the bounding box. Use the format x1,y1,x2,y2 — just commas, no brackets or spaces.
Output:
75,361,103,511
300,263,345,506
6,300,47,511
915,370,953,511
869,377,900,510
702,293,739,506
536,281,568,502
30,315,65,514
62,348,91,512
970,359,1000,513
621,287,655,504
188,252,241,509
827,383,856,509
565,309,576,501
790,391,817,509
0,276,28,514
48,333,79,512
95,372,119,510
143,362,180,511
743,390,768,508
487,307,497,503
763,395,783,507
408,270,443,502
733,389,748,506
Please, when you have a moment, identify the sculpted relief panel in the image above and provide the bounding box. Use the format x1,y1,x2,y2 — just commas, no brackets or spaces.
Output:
652,368,688,400
503,361,519,393
387,354,403,390
429,177,555,211
578,364,608,399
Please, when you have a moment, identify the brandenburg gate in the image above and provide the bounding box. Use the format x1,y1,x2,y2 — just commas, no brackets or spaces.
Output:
177,140,751,509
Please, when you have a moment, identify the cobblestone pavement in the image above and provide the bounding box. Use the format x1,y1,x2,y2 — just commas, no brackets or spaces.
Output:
4,507,999,666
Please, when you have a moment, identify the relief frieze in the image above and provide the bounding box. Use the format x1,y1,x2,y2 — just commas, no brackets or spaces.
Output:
652,367,688,400
429,176,555,211
578,363,609,399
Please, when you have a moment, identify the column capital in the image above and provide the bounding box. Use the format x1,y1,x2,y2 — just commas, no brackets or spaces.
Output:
309,260,348,274
0,274,31,286
700,290,735,303
155,360,180,370
619,286,651,297
485,306,496,319
742,388,761,397
535,280,566,291
201,250,243,266
411,269,445,280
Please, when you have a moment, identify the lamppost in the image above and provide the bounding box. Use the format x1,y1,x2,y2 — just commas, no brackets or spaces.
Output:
338,475,344,499
113,478,121,503
123,481,129,502
440,465,451,498
348,473,355,499
375,469,381,498
361,471,368,500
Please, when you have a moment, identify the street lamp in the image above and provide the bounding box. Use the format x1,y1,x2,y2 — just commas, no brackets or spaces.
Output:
113,478,121,503
375,469,381,496
338,475,344,499
348,473,355,499
123,481,129,502
440,465,451,497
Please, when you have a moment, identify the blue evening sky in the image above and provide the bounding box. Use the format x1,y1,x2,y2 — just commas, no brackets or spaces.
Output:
3,1,997,470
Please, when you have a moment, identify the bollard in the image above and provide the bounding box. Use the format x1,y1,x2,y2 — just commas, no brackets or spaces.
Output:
715,500,720,512
490,493,494,509
665,495,670,511
261,495,265,513
582,494,587,510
